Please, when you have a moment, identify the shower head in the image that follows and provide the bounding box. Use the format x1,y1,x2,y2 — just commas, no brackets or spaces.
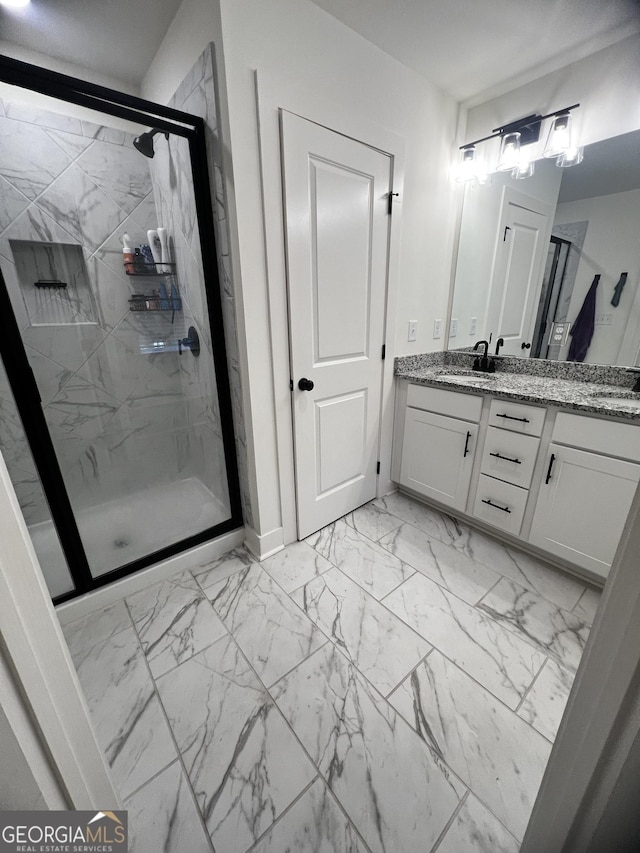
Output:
133,128,169,158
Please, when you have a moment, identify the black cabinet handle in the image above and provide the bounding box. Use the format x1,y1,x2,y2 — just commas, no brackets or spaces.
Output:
545,453,556,484
489,451,521,465
495,413,530,423
482,499,511,514
463,430,471,458
298,377,314,391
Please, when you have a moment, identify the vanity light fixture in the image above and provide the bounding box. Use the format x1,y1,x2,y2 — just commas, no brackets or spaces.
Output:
0,0,30,7
458,103,581,181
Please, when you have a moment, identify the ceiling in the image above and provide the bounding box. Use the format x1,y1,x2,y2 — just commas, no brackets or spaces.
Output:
0,0,639,102
558,129,640,203
0,0,184,88
310,0,640,103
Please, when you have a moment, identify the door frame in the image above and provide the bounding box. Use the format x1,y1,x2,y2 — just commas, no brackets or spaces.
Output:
255,71,405,543
0,55,243,601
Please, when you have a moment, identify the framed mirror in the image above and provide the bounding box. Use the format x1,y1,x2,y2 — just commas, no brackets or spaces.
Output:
448,128,640,366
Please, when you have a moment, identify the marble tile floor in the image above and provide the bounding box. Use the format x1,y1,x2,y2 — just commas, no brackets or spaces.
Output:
60,491,602,852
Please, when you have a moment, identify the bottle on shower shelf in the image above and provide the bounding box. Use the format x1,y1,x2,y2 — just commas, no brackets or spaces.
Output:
122,233,134,274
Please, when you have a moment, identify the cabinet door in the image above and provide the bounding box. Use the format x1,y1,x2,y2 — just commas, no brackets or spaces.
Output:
529,444,640,578
400,408,477,510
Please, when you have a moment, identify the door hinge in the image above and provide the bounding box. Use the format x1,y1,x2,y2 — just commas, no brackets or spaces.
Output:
381,344,386,360
376,461,381,475
387,192,399,215
289,379,293,391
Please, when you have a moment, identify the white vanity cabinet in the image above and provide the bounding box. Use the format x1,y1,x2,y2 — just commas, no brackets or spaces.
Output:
399,385,481,511
529,412,640,579
472,400,544,536
394,380,640,584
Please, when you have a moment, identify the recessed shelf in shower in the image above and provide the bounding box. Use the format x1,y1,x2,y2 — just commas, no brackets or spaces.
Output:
10,239,97,326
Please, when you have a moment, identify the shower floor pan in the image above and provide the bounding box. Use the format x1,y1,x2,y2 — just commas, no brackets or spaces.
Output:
29,476,230,599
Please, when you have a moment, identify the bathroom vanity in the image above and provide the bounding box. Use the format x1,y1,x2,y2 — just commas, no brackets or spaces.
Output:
392,357,640,584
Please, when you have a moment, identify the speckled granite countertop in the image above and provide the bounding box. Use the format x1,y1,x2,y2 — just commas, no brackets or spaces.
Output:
395,353,640,421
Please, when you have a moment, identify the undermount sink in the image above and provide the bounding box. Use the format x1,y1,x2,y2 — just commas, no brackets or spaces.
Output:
437,373,495,385
592,395,640,409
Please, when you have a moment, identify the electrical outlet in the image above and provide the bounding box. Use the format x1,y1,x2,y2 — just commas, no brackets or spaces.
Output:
433,319,442,339
595,312,613,325
470,317,478,335
449,318,458,338
408,320,418,342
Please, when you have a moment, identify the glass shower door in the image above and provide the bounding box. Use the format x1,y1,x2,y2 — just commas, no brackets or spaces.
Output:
0,72,240,596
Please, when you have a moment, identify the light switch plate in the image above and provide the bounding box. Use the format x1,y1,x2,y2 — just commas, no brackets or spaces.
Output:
433,319,442,339
470,317,477,335
449,318,458,337
408,320,417,342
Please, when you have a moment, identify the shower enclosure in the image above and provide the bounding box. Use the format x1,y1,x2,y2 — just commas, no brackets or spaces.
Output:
0,56,242,602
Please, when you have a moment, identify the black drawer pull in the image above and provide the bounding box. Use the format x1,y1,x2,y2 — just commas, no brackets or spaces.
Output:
489,451,521,465
545,453,556,484
496,413,530,423
482,498,511,514
463,430,471,458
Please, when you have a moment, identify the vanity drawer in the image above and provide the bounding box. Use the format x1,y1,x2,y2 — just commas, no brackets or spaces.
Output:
473,475,528,536
407,384,482,422
488,398,546,436
552,412,640,462
480,427,540,489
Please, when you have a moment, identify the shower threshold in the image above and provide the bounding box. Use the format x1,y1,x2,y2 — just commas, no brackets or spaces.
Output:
29,477,230,599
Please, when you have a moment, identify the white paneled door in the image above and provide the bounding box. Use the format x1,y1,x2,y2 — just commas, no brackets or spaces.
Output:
486,189,552,356
281,111,392,538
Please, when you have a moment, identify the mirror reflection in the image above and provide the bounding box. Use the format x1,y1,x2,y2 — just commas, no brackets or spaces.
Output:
449,129,640,366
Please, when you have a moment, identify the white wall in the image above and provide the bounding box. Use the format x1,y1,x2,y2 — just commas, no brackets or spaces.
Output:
464,34,640,158
144,0,459,544
554,188,640,365
0,701,48,810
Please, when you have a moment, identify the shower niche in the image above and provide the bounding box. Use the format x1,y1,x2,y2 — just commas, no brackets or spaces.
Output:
11,240,97,327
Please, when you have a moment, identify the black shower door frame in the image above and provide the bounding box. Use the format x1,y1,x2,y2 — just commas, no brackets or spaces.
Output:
0,54,243,603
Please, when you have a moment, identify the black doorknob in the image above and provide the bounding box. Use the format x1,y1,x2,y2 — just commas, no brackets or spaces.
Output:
298,377,314,391
521,342,531,350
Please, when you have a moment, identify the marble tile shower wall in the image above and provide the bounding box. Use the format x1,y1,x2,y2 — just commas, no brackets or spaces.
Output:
0,97,194,523
160,45,252,528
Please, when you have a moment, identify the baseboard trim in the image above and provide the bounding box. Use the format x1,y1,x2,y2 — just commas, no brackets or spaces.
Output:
244,525,285,561
55,528,246,624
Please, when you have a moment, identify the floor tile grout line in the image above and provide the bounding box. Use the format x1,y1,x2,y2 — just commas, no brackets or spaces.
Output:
384,648,543,844
123,597,217,853
514,654,550,716
221,632,376,853
384,645,435,701
126,575,231,680
474,592,584,673
429,789,470,853
240,776,321,853
387,490,593,611
283,557,432,668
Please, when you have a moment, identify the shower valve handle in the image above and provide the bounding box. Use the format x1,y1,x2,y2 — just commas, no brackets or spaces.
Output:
178,326,200,357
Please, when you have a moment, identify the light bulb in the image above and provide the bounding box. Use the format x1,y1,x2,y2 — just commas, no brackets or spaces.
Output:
557,146,584,167
0,0,31,7
544,113,572,158
496,132,521,172
456,146,479,183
